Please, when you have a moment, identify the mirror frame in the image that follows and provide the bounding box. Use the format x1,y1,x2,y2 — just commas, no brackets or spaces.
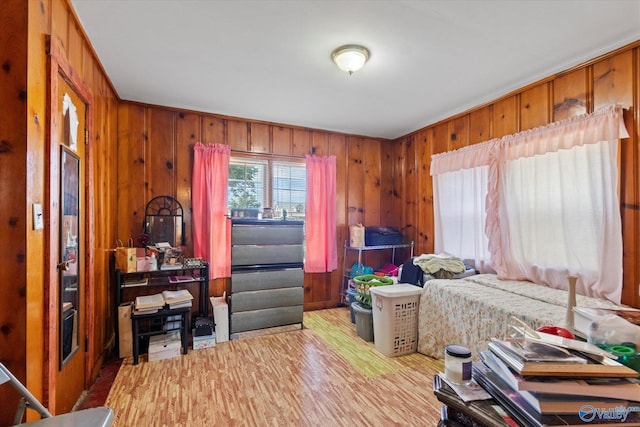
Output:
144,195,185,247
59,146,81,367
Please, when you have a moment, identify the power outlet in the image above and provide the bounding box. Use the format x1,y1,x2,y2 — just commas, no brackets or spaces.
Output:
33,203,44,230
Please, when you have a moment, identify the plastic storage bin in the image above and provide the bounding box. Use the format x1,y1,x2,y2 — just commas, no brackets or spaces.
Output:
352,302,374,342
370,283,422,357
346,288,357,323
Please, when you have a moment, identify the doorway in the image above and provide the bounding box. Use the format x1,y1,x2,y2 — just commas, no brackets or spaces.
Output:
46,39,94,415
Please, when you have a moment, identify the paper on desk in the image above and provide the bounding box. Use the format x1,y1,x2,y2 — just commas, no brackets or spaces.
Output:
437,373,492,402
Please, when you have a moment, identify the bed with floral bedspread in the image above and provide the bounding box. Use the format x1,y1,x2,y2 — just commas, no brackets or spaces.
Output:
416,274,625,360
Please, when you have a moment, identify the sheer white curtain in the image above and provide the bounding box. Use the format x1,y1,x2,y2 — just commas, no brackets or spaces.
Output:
486,105,628,302
431,143,493,273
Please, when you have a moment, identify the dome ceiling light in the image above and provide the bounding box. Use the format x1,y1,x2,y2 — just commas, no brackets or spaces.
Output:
331,45,370,75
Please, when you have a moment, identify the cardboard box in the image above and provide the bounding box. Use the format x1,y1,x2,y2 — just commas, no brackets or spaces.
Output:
116,247,137,272
148,332,181,362
118,302,133,358
192,330,216,350
210,296,229,343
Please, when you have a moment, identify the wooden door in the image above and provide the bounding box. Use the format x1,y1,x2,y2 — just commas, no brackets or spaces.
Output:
45,38,94,415
52,73,86,414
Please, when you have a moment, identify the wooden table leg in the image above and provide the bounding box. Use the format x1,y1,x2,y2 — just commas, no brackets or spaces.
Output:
132,317,139,365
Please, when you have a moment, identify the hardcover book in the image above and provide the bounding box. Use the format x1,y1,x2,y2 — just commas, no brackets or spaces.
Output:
488,340,638,378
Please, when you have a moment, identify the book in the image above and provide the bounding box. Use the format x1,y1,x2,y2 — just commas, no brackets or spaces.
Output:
132,307,159,315
122,277,148,287
162,289,193,305
520,390,628,415
134,293,165,310
168,300,192,310
168,275,194,284
495,339,588,364
473,362,640,426
489,340,638,378
481,350,630,414
481,350,640,401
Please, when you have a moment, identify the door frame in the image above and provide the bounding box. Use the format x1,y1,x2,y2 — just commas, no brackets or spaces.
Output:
45,36,95,413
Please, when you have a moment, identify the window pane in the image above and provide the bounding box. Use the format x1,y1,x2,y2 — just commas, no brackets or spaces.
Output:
228,160,266,209
273,162,306,219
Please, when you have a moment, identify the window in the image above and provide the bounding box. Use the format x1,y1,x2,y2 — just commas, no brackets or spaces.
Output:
228,157,306,219
433,165,491,272
228,159,266,210
431,105,627,302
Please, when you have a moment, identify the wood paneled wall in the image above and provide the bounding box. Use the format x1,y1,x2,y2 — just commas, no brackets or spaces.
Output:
0,1,31,424
393,42,640,308
3,0,637,422
116,103,396,311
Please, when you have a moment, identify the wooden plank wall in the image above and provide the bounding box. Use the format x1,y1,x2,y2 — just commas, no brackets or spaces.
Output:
0,1,31,424
3,1,635,420
116,104,394,311
393,42,640,308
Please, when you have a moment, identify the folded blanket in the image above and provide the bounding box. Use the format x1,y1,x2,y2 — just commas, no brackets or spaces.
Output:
413,253,465,279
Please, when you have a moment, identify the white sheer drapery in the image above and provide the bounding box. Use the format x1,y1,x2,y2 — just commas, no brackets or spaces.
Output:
431,105,628,302
431,143,493,273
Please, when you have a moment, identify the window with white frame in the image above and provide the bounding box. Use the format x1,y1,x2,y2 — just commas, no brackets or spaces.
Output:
228,157,306,219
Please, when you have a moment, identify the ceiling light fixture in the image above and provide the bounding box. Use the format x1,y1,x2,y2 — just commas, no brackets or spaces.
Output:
331,45,370,75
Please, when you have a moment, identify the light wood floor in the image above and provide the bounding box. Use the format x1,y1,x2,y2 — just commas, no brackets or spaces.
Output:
105,307,445,426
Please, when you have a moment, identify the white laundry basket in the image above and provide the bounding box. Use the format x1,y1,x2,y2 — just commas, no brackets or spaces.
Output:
369,283,422,357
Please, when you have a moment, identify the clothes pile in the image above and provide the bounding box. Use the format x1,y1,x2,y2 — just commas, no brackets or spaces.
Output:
413,253,466,279
399,253,466,286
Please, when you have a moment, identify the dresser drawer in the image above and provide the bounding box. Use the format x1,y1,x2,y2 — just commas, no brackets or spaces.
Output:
230,287,303,313
231,224,303,245
231,268,303,292
230,306,303,333
232,244,303,266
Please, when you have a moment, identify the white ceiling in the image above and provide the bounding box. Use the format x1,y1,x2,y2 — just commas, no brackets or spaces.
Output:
70,0,640,140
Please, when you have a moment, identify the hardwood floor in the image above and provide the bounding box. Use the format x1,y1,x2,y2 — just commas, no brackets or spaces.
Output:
104,307,445,426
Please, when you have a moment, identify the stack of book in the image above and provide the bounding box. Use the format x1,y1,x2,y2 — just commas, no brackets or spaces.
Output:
161,289,193,310
134,293,165,314
133,290,193,314
473,333,640,426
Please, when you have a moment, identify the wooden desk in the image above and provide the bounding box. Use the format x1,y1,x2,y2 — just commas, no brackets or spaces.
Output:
131,306,190,365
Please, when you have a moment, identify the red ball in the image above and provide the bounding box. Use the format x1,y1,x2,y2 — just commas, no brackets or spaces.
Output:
536,325,575,340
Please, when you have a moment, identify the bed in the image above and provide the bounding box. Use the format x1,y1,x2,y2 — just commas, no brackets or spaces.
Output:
416,274,626,360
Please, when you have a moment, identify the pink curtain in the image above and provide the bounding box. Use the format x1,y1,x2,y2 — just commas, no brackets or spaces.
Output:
192,142,231,279
304,154,338,273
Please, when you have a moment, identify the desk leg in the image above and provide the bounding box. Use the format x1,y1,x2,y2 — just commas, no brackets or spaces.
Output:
182,312,189,354
132,317,139,365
